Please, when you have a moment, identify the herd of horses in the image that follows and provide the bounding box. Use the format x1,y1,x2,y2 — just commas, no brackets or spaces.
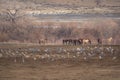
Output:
62,38,102,45
38,38,103,45
62,37,113,45
63,39,90,45
38,37,113,45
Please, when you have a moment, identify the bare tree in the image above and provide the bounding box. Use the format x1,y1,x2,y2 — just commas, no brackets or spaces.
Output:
0,0,36,42
0,0,26,23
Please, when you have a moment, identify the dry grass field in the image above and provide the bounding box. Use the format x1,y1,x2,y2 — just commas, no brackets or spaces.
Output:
22,0,120,7
0,0,120,80
0,44,120,80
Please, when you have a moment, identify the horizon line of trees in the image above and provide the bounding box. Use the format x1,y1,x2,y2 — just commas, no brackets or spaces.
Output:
0,20,120,45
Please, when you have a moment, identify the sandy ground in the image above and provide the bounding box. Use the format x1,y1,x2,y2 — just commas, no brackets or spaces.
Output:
0,58,120,80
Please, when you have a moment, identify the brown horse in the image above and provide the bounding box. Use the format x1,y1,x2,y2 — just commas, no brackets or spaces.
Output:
39,39,47,45
97,38,102,44
72,39,83,45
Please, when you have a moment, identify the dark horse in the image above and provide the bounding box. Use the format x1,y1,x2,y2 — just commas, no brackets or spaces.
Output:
39,38,48,45
63,39,72,45
63,38,83,45
97,38,102,44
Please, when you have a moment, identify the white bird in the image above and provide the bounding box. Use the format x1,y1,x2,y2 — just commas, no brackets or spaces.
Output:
76,48,80,51
44,48,49,53
112,56,117,60
73,56,76,58
24,55,30,58
99,55,103,59
11,52,15,56
83,57,87,60
64,50,67,53
33,57,37,61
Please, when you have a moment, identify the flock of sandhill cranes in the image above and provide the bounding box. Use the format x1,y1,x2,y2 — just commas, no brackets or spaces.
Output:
0,45,119,63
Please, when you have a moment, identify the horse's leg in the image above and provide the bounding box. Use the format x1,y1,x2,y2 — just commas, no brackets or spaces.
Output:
89,40,91,44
